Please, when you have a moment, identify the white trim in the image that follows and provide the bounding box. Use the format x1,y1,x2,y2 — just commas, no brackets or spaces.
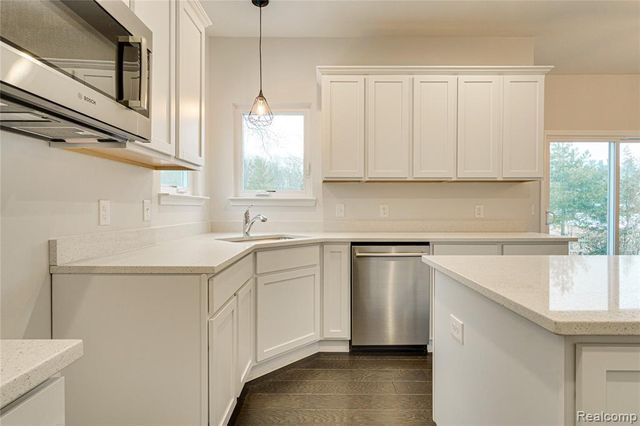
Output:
316,65,554,82
228,196,317,207
544,130,640,141
247,340,349,381
185,0,213,28
158,192,209,206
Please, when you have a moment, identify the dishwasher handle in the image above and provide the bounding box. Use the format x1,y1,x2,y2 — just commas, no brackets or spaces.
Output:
354,252,427,258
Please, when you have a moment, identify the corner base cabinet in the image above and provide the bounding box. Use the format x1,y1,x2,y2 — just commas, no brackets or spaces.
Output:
256,245,321,362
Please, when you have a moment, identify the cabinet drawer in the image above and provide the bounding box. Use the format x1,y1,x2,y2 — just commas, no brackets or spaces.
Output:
502,243,568,255
432,243,501,255
209,254,254,315
0,377,65,426
256,245,320,275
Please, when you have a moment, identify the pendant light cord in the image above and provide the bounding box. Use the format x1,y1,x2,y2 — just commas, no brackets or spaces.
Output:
259,5,263,93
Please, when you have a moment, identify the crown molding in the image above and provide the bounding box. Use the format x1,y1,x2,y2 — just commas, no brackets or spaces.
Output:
317,65,554,82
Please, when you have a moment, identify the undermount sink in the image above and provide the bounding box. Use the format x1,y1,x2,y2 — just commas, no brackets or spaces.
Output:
218,234,304,243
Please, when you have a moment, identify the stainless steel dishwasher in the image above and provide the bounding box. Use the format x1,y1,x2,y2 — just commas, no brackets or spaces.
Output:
351,244,430,348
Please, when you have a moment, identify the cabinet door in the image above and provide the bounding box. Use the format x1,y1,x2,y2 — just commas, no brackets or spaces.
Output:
256,267,320,362
236,278,255,396
367,76,411,179
413,76,457,179
502,75,544,178
322,244,350,339
209,298,237,426
321,76,365,179
577,345,640,418
457,76,502,179
134,0,175,155
176,1,206,166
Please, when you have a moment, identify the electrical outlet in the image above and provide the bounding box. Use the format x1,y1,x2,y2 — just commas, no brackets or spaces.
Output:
379,204,389,218
450,314,464,344
99,200,111,226
474,205,484,219
335,203,345,218
143,199,152,222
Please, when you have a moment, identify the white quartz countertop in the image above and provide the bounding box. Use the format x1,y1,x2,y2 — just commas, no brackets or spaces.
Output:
0,339,83,407
423,255,640,336
50,232,575,275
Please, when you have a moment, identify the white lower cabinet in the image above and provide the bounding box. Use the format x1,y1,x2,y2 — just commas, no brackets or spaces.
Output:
322,244,350,339
236,279,255,395
0,377,65,426
502,243,568,255
257,266,321,362
432,243,501,255
209,298,237,426
576,345,640,420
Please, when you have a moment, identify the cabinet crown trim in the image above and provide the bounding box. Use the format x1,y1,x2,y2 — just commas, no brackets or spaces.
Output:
185,0,213,27
316,65,553,81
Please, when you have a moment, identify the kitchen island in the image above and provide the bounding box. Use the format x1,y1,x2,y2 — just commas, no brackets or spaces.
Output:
422,255,640,426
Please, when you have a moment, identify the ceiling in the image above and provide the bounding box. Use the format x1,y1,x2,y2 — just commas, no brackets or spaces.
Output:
200,0,640,74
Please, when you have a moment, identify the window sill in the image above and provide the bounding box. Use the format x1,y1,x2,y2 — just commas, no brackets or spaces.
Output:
228,196,317,207
158,193,209,206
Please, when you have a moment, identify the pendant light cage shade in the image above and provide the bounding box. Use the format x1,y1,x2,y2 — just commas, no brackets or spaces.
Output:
246,0,273,129
247,91,273,127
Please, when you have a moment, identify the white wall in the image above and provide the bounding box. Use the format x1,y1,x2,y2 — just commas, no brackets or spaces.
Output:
545,74,640,131
0,132,208,338
207,36,541,232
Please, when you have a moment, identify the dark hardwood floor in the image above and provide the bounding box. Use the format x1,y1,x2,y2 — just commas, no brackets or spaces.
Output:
230,351,434,425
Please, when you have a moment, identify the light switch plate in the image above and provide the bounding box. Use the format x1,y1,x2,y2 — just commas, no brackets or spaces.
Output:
99,200,111,226
335,203,345,218
379,204,389,218
474,205,484,219
143,199,151,222
450,314,464,344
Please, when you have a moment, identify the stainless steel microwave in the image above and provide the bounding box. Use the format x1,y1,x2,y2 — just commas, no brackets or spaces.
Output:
0,0,152,143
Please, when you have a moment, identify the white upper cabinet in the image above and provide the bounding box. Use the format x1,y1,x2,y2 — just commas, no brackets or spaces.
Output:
502,75,544,178
176,1,208,166
321,76,365,179
319,67,550,182
413,76,457,179
366,76,411,179
134,0,175,155
457,76,503,179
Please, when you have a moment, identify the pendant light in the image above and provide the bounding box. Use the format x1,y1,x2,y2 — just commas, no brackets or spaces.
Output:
247,0,273,128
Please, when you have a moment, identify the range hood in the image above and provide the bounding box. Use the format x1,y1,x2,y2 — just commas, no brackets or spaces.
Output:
0,89,198,170
0,86,129,144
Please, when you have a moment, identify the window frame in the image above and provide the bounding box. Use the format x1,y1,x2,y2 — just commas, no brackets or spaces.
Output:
231,105,314,205
160,170,193,195
542,131,640,255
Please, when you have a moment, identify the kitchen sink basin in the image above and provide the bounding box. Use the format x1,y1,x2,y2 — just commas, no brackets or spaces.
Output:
218,235,304,243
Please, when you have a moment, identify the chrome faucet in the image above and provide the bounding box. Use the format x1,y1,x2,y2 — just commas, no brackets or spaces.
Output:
243,207,267,237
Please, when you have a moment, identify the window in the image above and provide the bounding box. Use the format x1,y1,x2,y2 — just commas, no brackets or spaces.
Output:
160,171,191,194
235,108,311,202
546,138,640,255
